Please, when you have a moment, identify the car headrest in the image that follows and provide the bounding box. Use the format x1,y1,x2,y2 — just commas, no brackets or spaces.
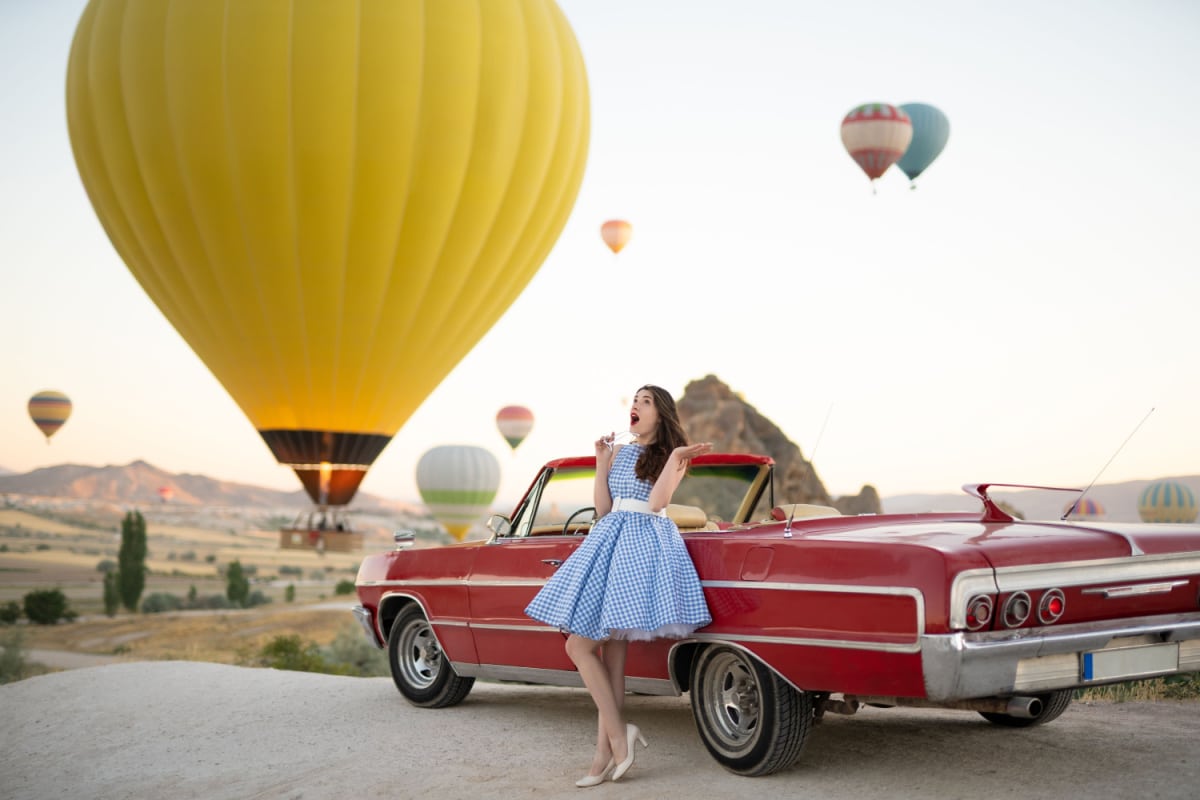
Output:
666,504,709,528
771,504,842,521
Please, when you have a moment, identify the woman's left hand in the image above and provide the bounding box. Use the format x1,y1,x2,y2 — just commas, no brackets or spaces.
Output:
672,442,712,469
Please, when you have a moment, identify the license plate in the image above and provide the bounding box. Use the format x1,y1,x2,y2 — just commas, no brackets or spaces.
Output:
1082,643,1179,682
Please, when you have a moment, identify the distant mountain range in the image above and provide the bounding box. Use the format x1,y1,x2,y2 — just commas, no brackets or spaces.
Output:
882,476,1200,523
2,460,1195,524
0,460,417,513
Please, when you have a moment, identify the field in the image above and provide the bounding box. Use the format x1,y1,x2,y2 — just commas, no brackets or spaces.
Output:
0,499,442,668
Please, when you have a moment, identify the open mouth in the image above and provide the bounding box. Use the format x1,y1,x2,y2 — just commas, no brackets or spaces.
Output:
630,412,639,426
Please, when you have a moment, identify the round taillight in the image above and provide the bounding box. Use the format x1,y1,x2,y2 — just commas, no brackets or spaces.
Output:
1038,589,1066,624
965,595,994,631
1001,591,1031,628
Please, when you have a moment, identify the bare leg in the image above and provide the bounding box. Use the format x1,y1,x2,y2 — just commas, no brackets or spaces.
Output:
566,634,629,774
586,639,629,773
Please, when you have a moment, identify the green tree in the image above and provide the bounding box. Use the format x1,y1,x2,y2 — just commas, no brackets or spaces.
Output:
117,510,148,612
284,584,296,603
102,570,120,617
226,560,249,607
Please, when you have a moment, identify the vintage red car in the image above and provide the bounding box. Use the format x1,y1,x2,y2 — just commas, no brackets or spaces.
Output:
353,453,1200,775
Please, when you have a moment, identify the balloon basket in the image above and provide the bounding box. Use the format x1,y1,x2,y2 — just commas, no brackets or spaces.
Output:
279,509,362,553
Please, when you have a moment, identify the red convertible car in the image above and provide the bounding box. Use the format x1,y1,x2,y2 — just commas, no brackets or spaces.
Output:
354,453,1200,775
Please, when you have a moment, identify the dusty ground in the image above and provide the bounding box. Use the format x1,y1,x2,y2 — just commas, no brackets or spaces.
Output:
2,661,1198,800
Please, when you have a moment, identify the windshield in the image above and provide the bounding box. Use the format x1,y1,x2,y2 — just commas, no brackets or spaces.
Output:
509,460,770,537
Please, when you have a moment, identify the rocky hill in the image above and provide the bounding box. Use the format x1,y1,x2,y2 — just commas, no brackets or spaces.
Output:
0,459,414,513
677,375,880,514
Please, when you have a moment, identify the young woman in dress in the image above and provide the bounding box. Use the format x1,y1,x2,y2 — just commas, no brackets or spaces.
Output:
525,384,713,786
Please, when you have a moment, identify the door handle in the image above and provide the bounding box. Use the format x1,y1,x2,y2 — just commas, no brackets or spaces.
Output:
541,559,562,567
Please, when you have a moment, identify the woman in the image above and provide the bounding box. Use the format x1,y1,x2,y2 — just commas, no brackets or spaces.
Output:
525,384,713,786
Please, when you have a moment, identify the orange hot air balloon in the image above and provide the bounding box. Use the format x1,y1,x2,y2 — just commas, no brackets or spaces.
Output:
601,220,633,254
28,391,72,442
840,103,912,186
496,405,534,451
66,0,590,507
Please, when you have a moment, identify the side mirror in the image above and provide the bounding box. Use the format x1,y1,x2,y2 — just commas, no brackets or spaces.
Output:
486,514,513,537
393,529,416,549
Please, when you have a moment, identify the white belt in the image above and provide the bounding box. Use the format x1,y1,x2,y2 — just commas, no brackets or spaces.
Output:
611,497,666,517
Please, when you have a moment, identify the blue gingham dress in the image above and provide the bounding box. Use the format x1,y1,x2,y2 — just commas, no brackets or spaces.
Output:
524,444,712,641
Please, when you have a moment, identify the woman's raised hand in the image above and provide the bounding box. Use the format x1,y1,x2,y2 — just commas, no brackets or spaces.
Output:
673,442,712,469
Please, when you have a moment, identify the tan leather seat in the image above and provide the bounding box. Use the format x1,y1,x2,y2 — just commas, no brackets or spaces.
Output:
771,503,842,521
667,504,718,531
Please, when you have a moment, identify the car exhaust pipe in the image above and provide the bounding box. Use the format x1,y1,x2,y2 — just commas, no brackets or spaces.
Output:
844,695,1045,718
1004,696,1043,718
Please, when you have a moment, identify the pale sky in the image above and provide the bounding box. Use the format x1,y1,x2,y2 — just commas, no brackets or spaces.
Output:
3,1,1199,506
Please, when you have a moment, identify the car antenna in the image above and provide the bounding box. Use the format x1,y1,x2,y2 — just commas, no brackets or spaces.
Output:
1062,407,1155,520
787,403,835,535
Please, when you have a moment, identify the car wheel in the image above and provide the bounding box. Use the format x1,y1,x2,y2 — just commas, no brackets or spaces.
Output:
689,644,813,776
387,604,474,708
979,689,1073,728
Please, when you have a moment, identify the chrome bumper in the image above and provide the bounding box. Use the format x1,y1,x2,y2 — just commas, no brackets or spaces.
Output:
352,604,384,649
922,611,1200,701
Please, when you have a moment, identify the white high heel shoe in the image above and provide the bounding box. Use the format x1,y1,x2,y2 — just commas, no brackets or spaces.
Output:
575,759,615,788
611,724,648,782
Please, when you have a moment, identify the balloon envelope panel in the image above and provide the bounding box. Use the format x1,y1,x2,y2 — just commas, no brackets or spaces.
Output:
896,103,950,182
28,391,72,441
417,445,502,541
1138,480,1198,523
66,0,590,504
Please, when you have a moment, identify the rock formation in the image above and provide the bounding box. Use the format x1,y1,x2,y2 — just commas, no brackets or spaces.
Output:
677,375,880,515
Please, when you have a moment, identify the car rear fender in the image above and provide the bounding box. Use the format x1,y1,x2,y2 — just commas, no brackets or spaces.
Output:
668,639,804,696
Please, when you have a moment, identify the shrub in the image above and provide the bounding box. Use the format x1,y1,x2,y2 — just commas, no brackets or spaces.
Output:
23,589,74,625
141,593,185,614
250,634,352,675
284,584,295,603
96,559,117,573
244,590,271,608
323,625,389,677
189,594,231,610
334,579,355,596
278,565,303,576
0,629,29,684
0,601,20,625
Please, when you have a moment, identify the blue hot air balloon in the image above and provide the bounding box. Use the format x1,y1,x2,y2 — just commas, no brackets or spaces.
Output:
896,103,950,188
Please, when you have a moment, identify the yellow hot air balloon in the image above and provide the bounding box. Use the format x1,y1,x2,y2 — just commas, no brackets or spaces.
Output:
66,0,590,506
28,390,72,442
417,445,501,542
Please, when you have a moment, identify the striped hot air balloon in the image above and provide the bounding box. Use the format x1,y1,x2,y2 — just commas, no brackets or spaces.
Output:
1063,497,1104,520
840,103,912,186
28,391,72,442
496,405,534,452
1138,480,1197,523
896,103,950,187
600,220,633,254
416,445,501,541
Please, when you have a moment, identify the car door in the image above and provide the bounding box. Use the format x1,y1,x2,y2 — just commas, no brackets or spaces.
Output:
467,465,596,672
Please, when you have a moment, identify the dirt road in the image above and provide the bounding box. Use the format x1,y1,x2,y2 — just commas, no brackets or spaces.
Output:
2,661,1197,800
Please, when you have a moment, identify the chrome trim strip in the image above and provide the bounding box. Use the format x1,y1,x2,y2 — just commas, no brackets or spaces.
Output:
447,662,677,696
359,578,467,588
993,552,1200,593
465,620,921,653
1082,580,1189,598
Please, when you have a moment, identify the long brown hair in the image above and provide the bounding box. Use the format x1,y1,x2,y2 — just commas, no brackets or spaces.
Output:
634,384,689,482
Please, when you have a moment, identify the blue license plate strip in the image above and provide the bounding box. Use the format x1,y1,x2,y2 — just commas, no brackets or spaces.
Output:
1082,643,1179,682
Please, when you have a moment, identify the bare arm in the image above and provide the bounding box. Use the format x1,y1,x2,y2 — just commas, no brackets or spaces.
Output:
648,442,713,511
593,434,616,516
